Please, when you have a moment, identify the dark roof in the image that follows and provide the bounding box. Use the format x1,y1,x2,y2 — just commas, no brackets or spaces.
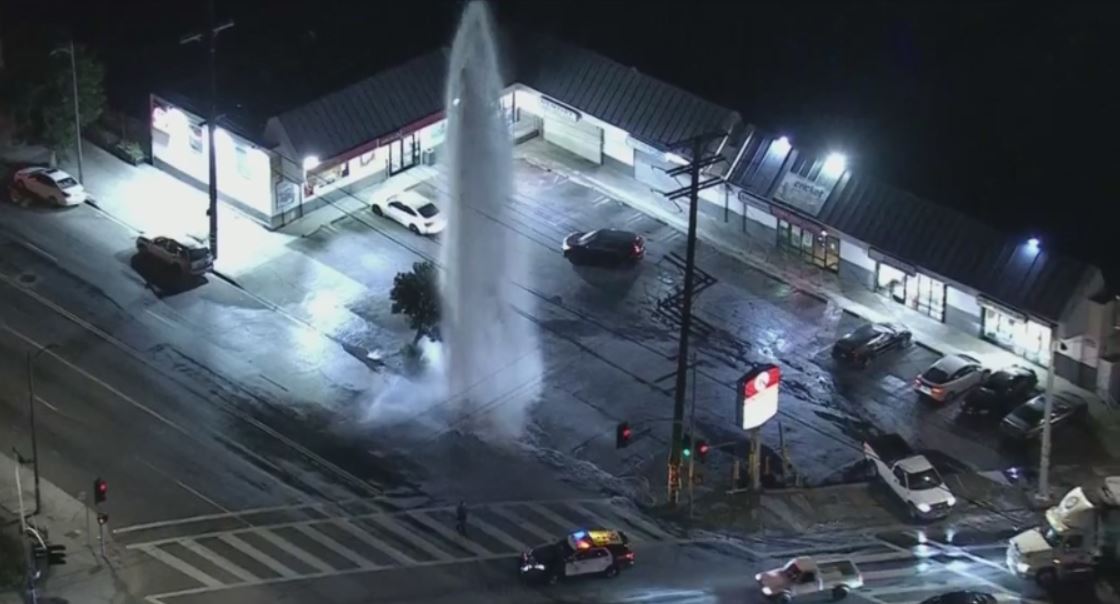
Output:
819,174,1093,322
510,30,740,152
272,48,448,160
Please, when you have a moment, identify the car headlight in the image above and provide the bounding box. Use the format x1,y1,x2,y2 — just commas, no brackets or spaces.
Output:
1015,561,1030,575
754,573,761,582
946,496,956,506
534,563,545,571
917,502,932,513
761,586,772,595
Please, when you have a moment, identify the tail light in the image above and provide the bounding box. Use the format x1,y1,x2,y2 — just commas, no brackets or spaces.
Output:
623,551,635,561
631,238,644,256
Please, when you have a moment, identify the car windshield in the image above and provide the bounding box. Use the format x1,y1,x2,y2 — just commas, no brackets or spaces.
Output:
416,203,439,218
1013,402,1044,425
187,248,210,260
56,177,80,189
849,325,878,342
577,230,600,244
906,468,943,490
782,562,802,579
922,367,950,383
987,371,1015,390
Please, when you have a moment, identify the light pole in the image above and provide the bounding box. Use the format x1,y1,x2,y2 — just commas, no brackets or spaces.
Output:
180,0,235,260
50,41,83,184
27,343,57,516
1037,327,1059,504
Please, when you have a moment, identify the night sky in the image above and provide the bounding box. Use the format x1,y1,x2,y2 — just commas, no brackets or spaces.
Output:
6,0,1118,281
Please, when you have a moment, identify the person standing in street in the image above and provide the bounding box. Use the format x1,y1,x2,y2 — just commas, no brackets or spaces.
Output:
455,500,469,536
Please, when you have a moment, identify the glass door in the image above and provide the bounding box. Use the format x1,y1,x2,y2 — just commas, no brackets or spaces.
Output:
389,134,419,175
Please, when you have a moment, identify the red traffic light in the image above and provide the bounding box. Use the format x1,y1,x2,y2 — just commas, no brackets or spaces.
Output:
93,478,107,504
696,440,710,462
616,422,633,449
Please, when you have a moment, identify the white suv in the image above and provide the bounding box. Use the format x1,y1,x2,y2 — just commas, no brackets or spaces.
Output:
11,167,87,206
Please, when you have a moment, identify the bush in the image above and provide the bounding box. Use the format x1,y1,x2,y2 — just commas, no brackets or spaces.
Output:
115,140,145,164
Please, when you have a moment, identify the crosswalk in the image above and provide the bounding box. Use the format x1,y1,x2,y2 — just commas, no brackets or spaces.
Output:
128,497,680,601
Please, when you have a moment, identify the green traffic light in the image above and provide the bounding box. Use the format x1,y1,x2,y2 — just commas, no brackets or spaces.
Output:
682,448,691,457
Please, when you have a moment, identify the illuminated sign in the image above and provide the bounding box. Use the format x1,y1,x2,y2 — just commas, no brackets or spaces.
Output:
773,172,833,216
736,364,780,430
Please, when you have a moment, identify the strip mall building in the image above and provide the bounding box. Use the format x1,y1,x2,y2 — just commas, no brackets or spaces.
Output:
148,29,1119,401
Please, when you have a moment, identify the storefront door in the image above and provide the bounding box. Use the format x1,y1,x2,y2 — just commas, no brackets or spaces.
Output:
907,273,946,322
982,306,1052,365
876,263,908,304
777,219,840,273
390,134,419,175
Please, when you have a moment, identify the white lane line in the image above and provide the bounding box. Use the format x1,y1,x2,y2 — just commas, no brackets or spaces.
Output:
114,497,385,535
574,502,672,541
524,503,587,535
333,519,416,566
217,533,297,579
489,505,555,542
407,511,490,556
136,458,236,523
468,516,534,552
875,537,1045,604
136,544,223,588
366,515,454,561
178,539,257,583
34,396,61,413
145,308,179,330
20,239,59,264
292,524,380,569
254,528,333,573
926,539,1014,573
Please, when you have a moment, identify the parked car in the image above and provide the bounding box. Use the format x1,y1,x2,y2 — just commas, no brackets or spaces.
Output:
1000,393,1088,440
913,354,988,402
561,229,645,266
919,591,996,604
831,322,911,368
10,167,87,206
135,235,213,276
863,434,956,520
960,366,1038,418
755,556,863,601
371,190,445,235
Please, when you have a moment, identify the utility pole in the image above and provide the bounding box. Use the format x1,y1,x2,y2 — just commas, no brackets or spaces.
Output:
1037,329,1059,504
662,132,727,506
50,41,83,183
181,0,234,260
26,344,55,516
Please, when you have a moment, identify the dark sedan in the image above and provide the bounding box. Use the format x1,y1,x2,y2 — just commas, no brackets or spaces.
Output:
999,393,1088,440
920,591,996,604
960,365,1038,419
831,322,911,368
561,229,644,266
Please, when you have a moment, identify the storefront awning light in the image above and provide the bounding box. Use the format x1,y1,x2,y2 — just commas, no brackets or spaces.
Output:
771,136,791,156
302,155,321,171
822,152,847,179
1027,237,1040,250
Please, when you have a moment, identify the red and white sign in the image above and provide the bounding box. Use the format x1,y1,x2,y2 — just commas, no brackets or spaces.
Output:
736,365,781,430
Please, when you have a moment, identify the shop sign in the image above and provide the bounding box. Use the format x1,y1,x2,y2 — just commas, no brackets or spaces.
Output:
773,171,833,216
736,364,781,430
540,96,581,122
276,180,299,209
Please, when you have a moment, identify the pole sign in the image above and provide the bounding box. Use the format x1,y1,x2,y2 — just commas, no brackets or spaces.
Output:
736,364,780,430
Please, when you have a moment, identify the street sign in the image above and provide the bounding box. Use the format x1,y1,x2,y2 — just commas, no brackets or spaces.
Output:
736,364,780,430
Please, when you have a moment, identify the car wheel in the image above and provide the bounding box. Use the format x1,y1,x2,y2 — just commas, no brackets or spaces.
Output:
902,333,912,346
777,593,793,604
1036,567,1057,588
371,205,383,216
409,224,420,235
604,564,619,578
831,585,850,600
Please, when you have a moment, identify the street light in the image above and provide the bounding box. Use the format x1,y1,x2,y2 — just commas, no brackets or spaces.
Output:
26,343,58,516
49,41,83,184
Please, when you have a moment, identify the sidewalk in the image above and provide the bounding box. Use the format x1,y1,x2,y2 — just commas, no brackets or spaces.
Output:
515,138,1120,457
0,452,139,604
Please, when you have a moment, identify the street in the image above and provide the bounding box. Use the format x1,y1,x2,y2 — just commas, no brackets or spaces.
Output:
0,141,1105,602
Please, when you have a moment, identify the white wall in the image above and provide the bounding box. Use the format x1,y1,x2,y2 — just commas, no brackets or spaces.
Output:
947,285,981,316
839,239,876,272
602,123,634,165
152,104,273,216
746,204,777,228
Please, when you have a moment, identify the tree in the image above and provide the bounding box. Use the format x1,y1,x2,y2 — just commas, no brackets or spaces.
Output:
390,261,441,344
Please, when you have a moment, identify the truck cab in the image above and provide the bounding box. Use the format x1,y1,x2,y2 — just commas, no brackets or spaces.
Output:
864,434,956,520
1007,477,1120,587
756,556,863,601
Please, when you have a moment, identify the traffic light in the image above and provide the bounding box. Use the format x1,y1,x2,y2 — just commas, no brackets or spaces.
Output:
47,544,66,565
93,478,107,504
681,434,692,458
696,439,710,463
615,422,633,449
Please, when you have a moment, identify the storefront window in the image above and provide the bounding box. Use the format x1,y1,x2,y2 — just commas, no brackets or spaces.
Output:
777,219,839,273
876,263,907,303
982,306,1052,366
875,265,946,322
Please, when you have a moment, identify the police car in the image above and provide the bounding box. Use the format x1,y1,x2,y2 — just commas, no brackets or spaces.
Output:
519,529,635,584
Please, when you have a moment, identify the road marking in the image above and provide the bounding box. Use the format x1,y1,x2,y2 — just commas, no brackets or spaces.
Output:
135,544,223,588
254,528,333,573
218,533,297,578
577,502,672,541
19,238,59,265
136,458,237,523
489,505,556,542
179,540,256,583
874,536,1045,603
144,308,179,330
521,503,585,535
926,538,1013,573
34,396,61,413
292,524,379,569
407,511,490,556
333,519,416,565
114,496,391,535
366,514,454,561
468,515,534,552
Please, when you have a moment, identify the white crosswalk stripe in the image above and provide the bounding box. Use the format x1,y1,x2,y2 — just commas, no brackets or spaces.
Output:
218,533,297,578
129,498,684,596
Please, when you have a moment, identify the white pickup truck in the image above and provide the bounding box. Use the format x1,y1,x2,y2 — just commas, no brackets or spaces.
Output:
864,434,956,520
756,556,863,602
